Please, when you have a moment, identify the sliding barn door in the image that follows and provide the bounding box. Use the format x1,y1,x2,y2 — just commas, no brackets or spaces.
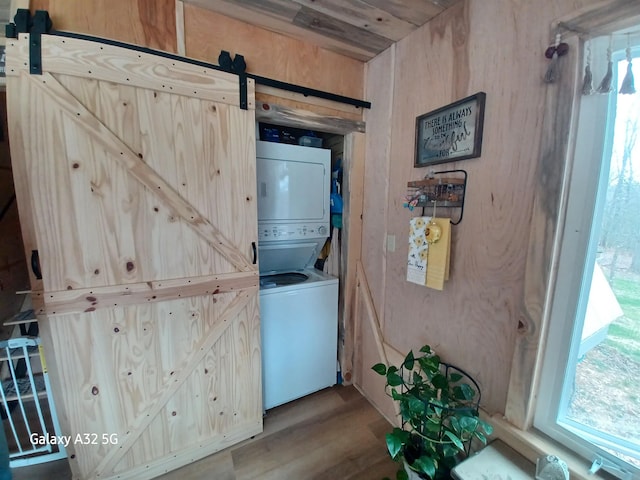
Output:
6,33,260,480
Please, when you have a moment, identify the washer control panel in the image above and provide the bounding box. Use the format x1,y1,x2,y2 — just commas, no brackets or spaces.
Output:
258,223,329,241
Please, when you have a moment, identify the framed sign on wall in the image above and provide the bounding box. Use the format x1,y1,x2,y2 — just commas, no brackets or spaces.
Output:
414,92,486,167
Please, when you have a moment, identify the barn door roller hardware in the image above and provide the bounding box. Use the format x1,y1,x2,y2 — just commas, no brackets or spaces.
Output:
5,9,371,111
218,51,249,110
6,9,52,75
217,50,371,110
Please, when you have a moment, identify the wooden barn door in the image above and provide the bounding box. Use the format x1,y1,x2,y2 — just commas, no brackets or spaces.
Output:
6,33,260,480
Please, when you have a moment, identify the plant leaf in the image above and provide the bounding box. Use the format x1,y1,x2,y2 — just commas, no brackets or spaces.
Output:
459,415,479,432
419,345,432,354
450,416,460,433
449,372,463,382
443,430,465,451
385,428,409,459
391,388,401,400
372,363,387,375
432,373,448,390
408,396,425,416
479,419,494,435
413,456,436,478
442,443,460,459
403,350,415,370
387,371,404,387
385,433,403,459
453,383,475,400
425,421,440,434
396,470,409,480
418,355,440,375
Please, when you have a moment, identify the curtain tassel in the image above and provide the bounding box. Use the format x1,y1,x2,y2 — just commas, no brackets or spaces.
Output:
544,33,568,84
596,61,613,93
544,49,560,84
582,65,593,95
596,42,613,94
619,62,636,94
582,40,593,95
619,44,636,95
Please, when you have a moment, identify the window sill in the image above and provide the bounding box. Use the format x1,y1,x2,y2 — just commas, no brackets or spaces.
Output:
488,413,610,480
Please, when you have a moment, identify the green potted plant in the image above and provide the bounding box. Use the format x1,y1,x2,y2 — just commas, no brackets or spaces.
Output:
373,345,493,480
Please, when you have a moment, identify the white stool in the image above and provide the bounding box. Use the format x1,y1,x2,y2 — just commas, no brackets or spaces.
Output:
452,440,535,480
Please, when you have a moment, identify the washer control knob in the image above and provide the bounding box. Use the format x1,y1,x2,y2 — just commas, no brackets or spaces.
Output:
318,225,328,236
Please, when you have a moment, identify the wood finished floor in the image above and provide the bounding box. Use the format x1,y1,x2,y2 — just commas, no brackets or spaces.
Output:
11,386,398,480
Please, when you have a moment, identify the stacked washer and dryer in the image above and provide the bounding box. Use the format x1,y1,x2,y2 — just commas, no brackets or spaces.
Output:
256,140,339,411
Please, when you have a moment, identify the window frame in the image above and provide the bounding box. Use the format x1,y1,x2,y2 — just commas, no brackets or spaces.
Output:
533,37,640,478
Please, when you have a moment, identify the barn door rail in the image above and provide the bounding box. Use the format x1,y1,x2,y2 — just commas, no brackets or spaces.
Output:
5,9,372,111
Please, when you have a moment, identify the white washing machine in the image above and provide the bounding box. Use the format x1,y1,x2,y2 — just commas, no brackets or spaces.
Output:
260,268,338,410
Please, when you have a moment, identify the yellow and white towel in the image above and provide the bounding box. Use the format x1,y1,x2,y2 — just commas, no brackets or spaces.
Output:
407,217,430,285
407,217,451,290
425,218,450,290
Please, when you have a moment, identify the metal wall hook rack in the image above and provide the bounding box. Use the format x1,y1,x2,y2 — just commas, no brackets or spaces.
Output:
405,169,467,225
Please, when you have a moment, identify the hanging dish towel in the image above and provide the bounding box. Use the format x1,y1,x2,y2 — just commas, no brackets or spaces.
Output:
407,217,430,285
425,218,451,291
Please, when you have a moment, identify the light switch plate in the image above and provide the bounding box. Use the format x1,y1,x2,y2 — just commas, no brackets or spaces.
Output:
386,234,396,252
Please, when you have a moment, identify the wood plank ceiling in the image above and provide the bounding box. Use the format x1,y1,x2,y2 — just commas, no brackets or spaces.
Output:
183,0,463,61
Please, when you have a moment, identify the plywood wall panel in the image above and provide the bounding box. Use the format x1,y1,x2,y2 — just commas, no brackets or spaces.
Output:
358,0,603,415
183,4,364,99
381,0,535,413
360,46,394,327
506,35,582,429
30,0,177,52
25,1,364,120
357,295,397,425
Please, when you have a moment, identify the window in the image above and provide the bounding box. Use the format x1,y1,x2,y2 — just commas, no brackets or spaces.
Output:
534,30,640,479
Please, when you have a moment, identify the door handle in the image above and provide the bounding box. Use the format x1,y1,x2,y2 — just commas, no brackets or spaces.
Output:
251,242,257,265
31,250,42,280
